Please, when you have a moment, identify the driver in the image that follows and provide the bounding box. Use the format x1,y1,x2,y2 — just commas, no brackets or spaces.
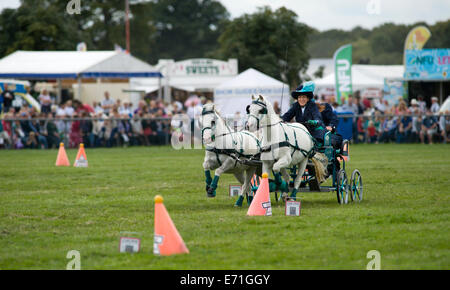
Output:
281,81,326,143
282,81,346,152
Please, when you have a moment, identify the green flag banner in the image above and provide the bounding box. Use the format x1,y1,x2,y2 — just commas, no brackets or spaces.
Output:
334,44,353,104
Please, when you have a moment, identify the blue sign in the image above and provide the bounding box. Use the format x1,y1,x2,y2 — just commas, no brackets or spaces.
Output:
405,49,450,80
383,78,406,106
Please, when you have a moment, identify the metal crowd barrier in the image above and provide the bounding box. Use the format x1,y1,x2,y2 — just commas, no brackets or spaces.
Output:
0,114,449,149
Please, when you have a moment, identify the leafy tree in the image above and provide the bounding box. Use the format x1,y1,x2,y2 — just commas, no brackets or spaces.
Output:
426,19,450,49
313,65,325,79
146,0,229,63
0,0,86,56
214,6,311,88
307,20,450,65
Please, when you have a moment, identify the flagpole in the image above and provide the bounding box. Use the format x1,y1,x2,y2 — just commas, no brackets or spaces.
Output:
125,0,130,53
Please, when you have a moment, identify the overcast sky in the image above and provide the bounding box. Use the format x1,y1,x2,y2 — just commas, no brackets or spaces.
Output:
1,0,449,31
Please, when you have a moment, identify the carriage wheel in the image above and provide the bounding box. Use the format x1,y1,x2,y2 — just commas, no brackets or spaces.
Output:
350,169,363,202
336,169,349,204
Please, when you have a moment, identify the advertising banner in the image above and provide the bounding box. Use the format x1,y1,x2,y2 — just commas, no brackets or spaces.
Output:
334,44,353,103
383,78,406,106
403,26,431,64
405,49,450,80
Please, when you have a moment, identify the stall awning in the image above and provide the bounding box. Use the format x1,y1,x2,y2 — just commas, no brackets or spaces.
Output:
0,50,162,79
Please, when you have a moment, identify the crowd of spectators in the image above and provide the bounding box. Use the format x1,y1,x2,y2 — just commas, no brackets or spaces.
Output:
321,92,449,145
0,87,449,149
0,89,199,149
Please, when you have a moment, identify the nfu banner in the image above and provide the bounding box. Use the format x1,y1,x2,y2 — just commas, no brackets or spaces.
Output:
334,44,353,104
404,49,450,80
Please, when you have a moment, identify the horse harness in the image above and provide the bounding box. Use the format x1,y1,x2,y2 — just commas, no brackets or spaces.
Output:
202,108,261,167
249,100,316,159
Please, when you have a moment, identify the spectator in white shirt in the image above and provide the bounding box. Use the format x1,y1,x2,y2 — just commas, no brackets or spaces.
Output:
56,102,68,133
417,95,427,113
64,100,75,116
93,101,104,115
119,102,132,117
430,97,440,114
39,89,52,114
409,99,421,113
375,99,388,113
101,91,114,115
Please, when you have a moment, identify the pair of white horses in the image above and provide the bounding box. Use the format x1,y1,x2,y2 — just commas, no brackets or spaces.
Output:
201,94,326,206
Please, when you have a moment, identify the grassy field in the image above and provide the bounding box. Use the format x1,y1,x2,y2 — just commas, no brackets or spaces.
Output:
0,144,449,269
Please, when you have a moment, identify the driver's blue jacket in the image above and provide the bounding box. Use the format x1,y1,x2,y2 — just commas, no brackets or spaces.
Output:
281,100,326,141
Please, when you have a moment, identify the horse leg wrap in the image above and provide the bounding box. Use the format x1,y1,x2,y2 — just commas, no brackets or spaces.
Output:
207,175,219,197
273,172,288,192
205,170,212,192
274,172,282,185
269,181,277,192
234,195,244,207
247,195,253,205
289,188,298,200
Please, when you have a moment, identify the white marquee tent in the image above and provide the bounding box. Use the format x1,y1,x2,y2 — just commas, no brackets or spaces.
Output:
315,64,404,99
214,68,290,117
0,50,162,79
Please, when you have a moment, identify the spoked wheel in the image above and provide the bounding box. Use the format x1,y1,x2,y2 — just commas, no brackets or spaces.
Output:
336,169,349,204
350,169,363,202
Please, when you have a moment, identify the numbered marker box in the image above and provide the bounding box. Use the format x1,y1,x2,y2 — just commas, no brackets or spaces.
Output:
119,237,141,253
229,185,241,197
285,200,301,216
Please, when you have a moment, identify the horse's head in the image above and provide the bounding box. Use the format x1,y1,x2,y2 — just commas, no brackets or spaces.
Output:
200,103,218,144
246,94,271,132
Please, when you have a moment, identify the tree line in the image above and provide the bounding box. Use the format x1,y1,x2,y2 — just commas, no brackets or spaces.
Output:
0,0,449,88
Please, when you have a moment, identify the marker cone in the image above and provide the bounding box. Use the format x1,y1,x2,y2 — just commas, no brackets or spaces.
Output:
74,143,88,167
55,143,70,166
153,195,189,256
247,173,272,216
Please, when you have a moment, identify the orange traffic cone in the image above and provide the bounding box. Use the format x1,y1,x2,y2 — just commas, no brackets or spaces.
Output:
74,143,88,167
247,173,272,216
153,195,189,256
55,143,70,166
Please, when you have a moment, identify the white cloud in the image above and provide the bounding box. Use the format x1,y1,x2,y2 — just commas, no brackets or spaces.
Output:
1,0,449,31
0,0,20,11
219,0,450,31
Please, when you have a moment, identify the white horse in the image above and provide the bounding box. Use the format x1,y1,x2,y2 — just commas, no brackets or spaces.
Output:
200,103,261,207
246,95,327,200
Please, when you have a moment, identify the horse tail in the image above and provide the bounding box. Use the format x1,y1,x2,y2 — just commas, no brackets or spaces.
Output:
310,153,328,184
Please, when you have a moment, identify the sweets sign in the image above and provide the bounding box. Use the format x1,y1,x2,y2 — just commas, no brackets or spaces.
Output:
171,59,238,77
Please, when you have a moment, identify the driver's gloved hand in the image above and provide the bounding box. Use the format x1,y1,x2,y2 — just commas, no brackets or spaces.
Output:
306,120,319,126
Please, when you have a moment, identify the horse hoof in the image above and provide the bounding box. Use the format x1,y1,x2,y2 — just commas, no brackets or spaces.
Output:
207,187,216,198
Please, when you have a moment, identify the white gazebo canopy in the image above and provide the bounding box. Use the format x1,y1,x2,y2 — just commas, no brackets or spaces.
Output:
214,68,290,117
315,64,404,90
0,50,162,79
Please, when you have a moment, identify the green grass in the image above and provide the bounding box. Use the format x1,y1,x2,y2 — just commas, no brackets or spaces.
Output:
0,144,449,269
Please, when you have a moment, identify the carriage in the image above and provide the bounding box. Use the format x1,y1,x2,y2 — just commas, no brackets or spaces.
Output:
200,97,363,206
248,130,363,205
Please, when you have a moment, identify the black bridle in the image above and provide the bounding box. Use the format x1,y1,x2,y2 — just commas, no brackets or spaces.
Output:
201,108,235,144
247,100,269,130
